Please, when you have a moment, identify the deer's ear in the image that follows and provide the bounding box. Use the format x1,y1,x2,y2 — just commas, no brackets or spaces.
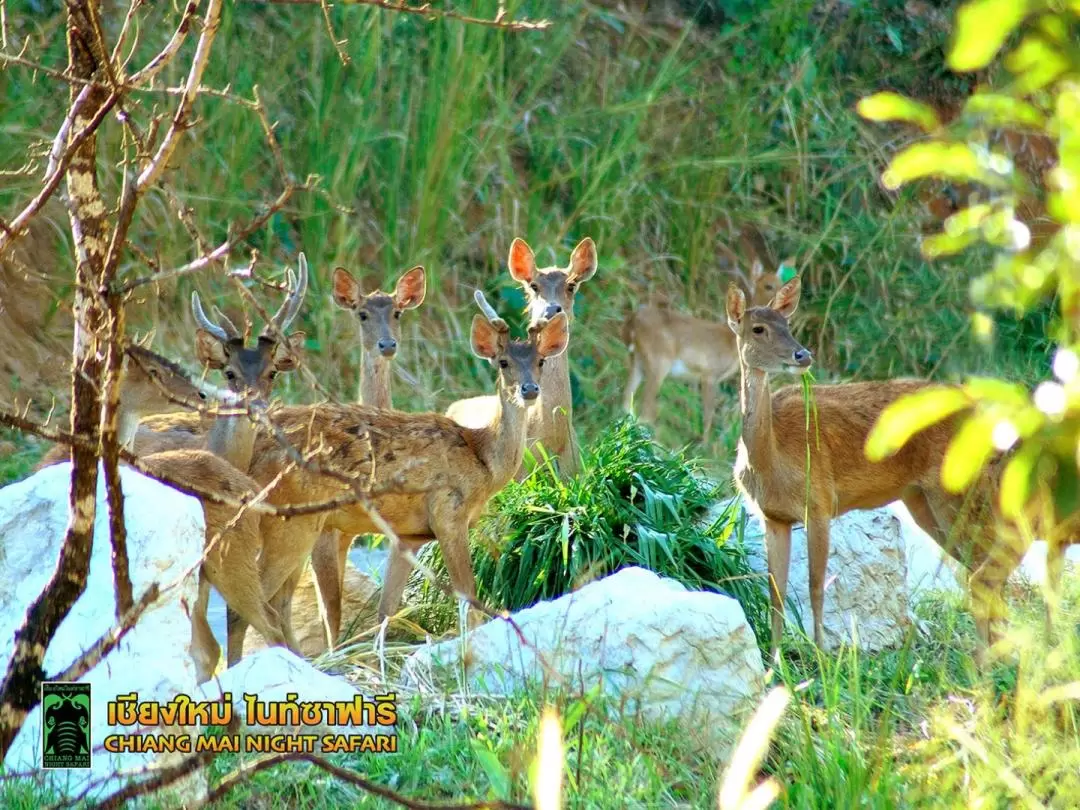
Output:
272,331,306,372
393,266,426,310
195,329,228,369
470,315,500,360
568,237,597,284
331,267,362,309
725,284,746,334
749,259,764,282
536,312,570,358
771,276,801,319
508,238,536,284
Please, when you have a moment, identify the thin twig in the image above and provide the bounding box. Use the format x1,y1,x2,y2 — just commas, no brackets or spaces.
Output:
241,0,551,31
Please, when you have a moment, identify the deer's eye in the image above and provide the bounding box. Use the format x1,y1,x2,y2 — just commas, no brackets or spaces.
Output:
269,370,278,380
538,358,545,368
359,312,368,321
752,326,766,335
498,359,509,369
225,370,236,381
530,283,539,292
394,310,402,319
566,283,576,293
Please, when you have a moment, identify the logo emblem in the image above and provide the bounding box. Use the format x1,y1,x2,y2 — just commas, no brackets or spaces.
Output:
41,682,91,769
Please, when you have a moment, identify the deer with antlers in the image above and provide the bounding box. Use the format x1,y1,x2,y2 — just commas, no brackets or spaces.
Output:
621,258,785,444
445,237,597,480
307,263,427,650
226,290,570,656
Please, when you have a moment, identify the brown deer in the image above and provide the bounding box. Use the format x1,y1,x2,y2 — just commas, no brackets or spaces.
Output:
228,291,571,656
725,276,967,659
621,259,785,443
445,237,597,480
308,263,427,650
31,343,286,683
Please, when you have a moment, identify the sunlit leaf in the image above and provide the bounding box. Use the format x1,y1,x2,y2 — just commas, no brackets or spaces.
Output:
972,311,995,341
865,387,972,462
962,376,1030,406
1006,35,1070,93
945,203,993,236
1000,441,1039,519
1053,455,1080,523
948,0,1029,72
857,92,941,132
921,230,980,258
882,143,1002,190
962,93,1046,129
942,411,998,493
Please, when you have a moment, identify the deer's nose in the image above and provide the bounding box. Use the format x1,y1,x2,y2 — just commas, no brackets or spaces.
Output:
520,382,540,401
543,303,563,319
377,338,397,356
793,349,812,366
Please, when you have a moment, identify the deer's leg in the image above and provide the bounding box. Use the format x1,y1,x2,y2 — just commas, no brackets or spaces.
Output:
700,375,718,444
225,606,248,667
376,535,431,624
969,532,1027,666
639,359,671,426
622,354,644,414
310,530,344,649
430,490,484,629
764,519,793,660
805,513,831,650
190,570,221,684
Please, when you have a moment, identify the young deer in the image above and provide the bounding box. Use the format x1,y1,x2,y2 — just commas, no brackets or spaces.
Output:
31,344,286,683
725,276,961,659
621,260,784,443
445,237,597,479
230,291,571,656
309,264,427,650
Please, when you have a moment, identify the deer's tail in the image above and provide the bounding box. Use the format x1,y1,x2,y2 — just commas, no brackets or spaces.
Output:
621,308,637,352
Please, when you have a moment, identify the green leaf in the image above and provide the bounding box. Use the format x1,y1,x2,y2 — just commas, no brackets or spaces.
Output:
1000,442,1039,519
1054,456,1080,523
866,387,972,462
1005,35,1070,93
962,376,1030,406
962,93,1046,129
942,412,998,493
857,92,940,132
472,742,511,798
948,0,1029,72
882,143,1002,190
921,230,981,259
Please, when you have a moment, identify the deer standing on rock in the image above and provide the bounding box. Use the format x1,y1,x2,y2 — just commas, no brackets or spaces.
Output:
725,276,966,659
228,290,571,656
621,259,784,443
308,264,427,650
445,237,597,480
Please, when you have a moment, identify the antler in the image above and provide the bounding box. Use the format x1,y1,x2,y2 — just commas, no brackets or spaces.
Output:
266,252,309,335
473,289,509,331
191,291,239,342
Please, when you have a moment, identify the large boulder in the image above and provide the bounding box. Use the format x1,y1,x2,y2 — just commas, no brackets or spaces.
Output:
0,462,207,804
401,566,764,757
241,560,379,657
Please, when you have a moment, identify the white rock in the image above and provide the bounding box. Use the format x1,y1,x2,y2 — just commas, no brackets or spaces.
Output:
401,566,764,757
729,497,911,651
195,647,396,750
0,462,207,803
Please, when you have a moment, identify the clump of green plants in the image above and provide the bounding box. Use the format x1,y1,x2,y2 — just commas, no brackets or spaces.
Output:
459,417,769,639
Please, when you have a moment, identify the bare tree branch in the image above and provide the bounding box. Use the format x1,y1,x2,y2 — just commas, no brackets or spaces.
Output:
242,0,551,31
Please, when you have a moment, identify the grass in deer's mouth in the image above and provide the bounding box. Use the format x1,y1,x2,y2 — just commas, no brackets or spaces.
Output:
801,370,821,524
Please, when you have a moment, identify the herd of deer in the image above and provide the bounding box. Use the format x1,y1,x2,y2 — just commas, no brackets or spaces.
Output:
30,229,1075,681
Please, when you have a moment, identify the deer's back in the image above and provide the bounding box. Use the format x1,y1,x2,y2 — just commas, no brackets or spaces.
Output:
630,305,737,378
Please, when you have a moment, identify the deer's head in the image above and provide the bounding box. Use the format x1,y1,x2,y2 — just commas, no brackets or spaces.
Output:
508,236,597,325
726,276,812,375
331,264,426,359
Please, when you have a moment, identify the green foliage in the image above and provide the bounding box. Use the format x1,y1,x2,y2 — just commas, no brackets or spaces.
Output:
469,418,769,641
859,0,1080,523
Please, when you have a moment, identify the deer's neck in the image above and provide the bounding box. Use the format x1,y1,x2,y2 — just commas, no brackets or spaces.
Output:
538,351,572,422
116,409,143,453
483,388,530,486
358,350,392,410
206,412,256,472
738,358,777,472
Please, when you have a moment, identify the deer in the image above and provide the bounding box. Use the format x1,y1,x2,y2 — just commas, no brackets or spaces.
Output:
445,237,597,480
308,263,427,651
31,342,287,684
723,275,976,661
226,290,571,657
621,258,785,444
